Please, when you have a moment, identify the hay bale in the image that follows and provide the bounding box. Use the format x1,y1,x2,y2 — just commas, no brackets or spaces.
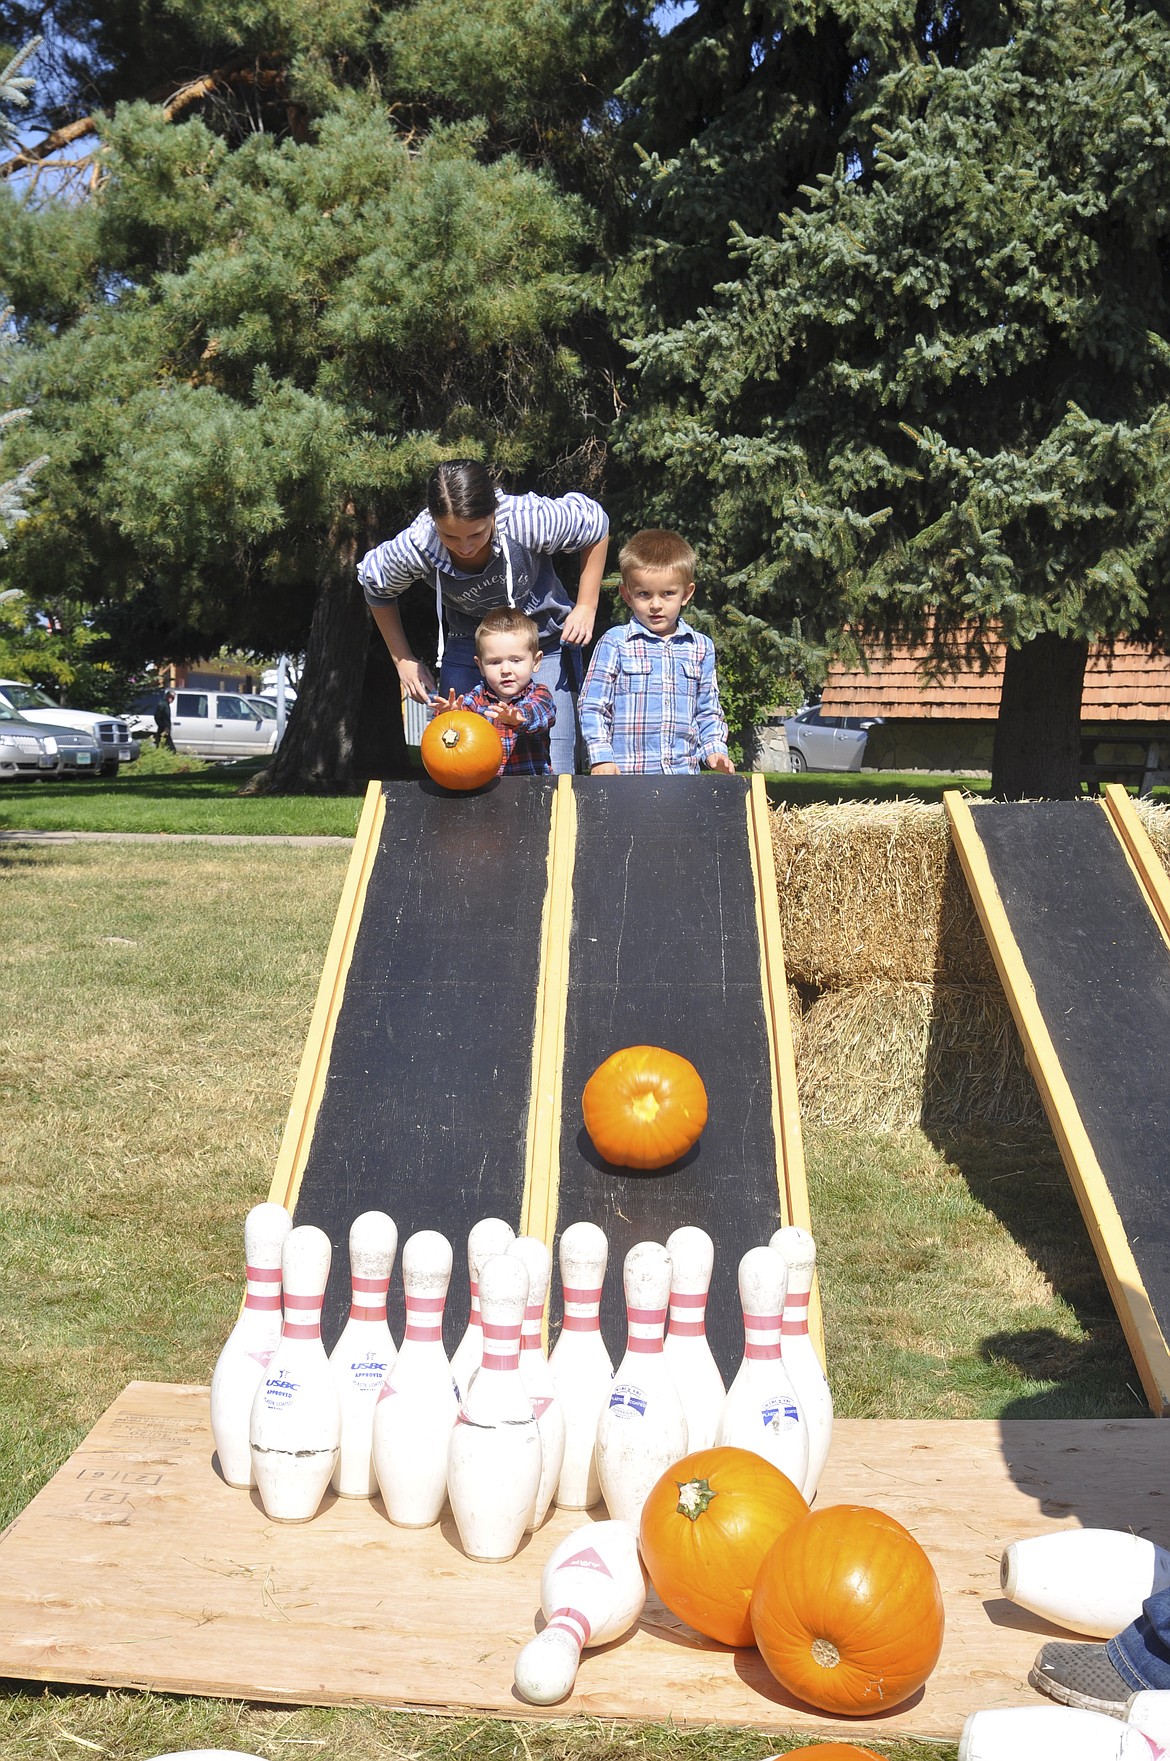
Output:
772,801,996,988
797,981,1045,1132
1136,801,1170,873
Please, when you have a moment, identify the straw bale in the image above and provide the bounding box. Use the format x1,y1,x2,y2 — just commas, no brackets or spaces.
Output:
797,980,1045,1132
772,801,995,988
1136,801,1170,873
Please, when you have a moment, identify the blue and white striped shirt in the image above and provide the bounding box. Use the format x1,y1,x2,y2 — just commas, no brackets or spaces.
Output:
358,491,608,648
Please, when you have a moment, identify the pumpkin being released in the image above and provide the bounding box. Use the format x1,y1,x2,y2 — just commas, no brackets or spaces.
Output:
582,1046,708,1170
420,710,503,791
750,1503,944,1715
639,1446,807,1646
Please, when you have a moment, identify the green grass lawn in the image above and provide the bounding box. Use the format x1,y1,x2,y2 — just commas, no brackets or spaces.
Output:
2,840,1146,1761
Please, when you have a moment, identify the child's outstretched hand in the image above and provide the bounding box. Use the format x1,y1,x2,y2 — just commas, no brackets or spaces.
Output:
485,702,525,730
429,690,460,716
707,752,736,774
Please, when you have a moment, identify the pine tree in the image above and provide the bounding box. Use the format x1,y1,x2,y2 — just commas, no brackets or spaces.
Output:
619,0,1170,797
0,40,45,548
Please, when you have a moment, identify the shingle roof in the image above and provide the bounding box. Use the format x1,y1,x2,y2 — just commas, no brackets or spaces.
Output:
820,637,1170,722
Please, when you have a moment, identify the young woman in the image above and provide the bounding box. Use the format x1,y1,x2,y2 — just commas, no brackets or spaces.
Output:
358,460,609,775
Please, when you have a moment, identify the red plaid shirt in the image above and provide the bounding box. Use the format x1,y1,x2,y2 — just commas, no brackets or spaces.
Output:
456,681,556,775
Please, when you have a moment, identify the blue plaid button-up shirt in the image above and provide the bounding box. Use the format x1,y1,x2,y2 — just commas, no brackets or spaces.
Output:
578,617,729,774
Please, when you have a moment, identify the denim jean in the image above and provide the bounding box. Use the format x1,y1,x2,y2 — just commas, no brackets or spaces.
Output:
438,636,582,775
1108,1589,1170,1690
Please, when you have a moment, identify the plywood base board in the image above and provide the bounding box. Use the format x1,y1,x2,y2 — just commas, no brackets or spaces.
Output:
0,1383,1161,1740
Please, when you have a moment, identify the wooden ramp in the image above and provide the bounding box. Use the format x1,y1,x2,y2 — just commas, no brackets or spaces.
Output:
0,1382,1162,1740
269,774,811,1371
946,787,1170,1415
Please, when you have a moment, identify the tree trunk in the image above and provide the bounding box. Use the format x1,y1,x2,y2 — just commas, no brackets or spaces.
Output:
351,620,410,783
991,633,1089,800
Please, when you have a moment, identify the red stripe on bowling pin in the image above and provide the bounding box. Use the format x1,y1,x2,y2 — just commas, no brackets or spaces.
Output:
667,1289,708,1338
282,1290,322,1341
243,1263,282,1312
782,1288,811,1338
404,1292,444,1343
521,1300,544,1350
546,1606,592,1648
349,1271,391,1323
561,1282,603,1332
626,1303,666,1354
743,1311,783,1361
481,1317,522,1372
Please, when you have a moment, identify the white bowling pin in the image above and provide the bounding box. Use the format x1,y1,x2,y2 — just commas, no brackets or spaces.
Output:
447,1254,542,1561
328,1210,398,1497
372,1229,457,1528
769,1225,833,1499
663,1226,725,1451
595,1241,689,1527
249,1225,340,1522
549,1221,614,1509
449,1216,516,1398
1129,1696,1170,1745
210,1202,292,1488
514,1518,647,1705
508,1234,567,1531
959,1705,1166,1761
1001,1530,1170,1639
716,1246,808,1493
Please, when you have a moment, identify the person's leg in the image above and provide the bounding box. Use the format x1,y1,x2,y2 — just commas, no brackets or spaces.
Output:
437,637,480,702
536,645,582,776
1031,1590,1170,1712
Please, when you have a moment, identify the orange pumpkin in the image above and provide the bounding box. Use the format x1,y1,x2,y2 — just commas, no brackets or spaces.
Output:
582,1046,708,1170
750,1503,944,1714
639,1447,807,1646
761,1748,886,1760
420,710,503,791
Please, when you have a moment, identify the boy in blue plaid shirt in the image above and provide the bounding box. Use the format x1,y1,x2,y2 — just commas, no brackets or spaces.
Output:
432,607,556,775
579,529,735,776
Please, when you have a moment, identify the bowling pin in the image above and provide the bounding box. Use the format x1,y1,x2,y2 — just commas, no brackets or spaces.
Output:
769,1225,833,1499
716,1246,808,1493
514,1519,648,1705
446,1254,542,1561
449,1216,516,1398
959,1703,1170,1761
508,1234,566,1530
372,1229,457,1528
595,1241,689,1527
1001,1530,1170,1639
210,1202,292,1489
249,1224,340,1522
549,1220,614,1509
663,1226,725,1452
328,1210,398,1497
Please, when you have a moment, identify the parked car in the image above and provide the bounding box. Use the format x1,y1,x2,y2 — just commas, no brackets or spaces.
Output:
169,689,282,760
783,704,883,772
0,701,102,779
0,679,140,777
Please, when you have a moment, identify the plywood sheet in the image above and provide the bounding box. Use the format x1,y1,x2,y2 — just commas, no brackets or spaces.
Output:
0,1382,1162,1740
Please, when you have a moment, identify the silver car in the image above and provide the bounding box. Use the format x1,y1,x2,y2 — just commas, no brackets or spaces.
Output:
0,701,63,778
783,704,883,772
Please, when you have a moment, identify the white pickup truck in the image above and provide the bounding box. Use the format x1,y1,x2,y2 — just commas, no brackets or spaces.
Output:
0,679,141,777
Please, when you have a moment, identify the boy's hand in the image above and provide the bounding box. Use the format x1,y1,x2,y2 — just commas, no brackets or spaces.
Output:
428,689,460,716
591,761,620,775
486,702,525,730
707,752,736,774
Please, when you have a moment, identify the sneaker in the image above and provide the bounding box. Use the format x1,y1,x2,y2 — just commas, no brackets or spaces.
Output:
1029,1641,1132,1715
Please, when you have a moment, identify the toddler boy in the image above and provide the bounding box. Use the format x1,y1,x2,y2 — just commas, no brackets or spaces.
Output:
434,607,556,775
578,528,734,775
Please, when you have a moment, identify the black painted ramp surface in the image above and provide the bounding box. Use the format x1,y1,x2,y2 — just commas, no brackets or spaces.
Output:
973,801,1170,1336
556,776,784,1381
293,779,554,1351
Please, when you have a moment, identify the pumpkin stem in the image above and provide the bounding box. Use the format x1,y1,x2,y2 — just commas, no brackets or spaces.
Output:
811,1638,841,1669
675,1477,717,1521
441,727,459,748
630,1090,661,1124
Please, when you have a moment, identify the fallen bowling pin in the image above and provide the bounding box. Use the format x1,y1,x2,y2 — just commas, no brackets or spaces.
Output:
450,1215,516,1398
249,1224,341,1522
508,1234,566,1531
514,1518,647,1705
372,1229,457,1527
716,1245,808,1492
1001,1530,1170,1639
959,1704,1170,1761
549,1220,614,1510
447,1253,542,1561
595,1240,689,1527
769,1225,833,1500
210,1201,292,1489
328,1209,398,1497
663,1225,725,1452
